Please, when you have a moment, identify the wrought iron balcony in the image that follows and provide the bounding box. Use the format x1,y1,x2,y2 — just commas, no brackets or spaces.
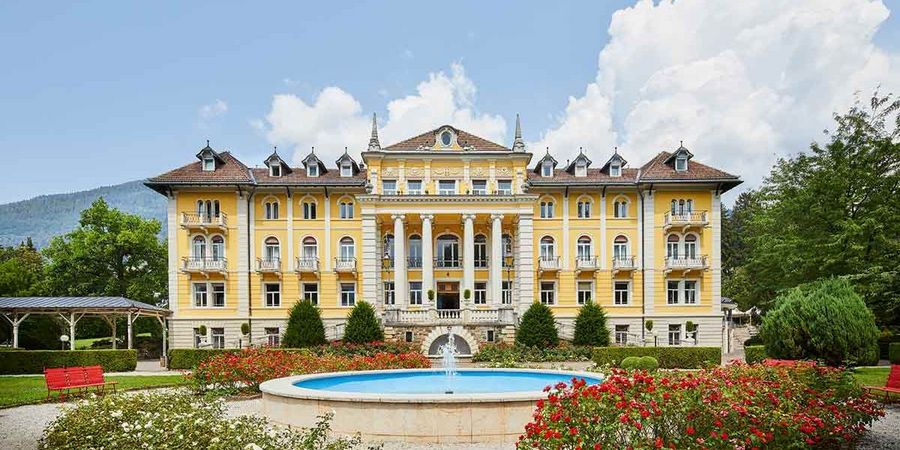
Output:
407,257,422,268
180,212,228,230
663,210,708,230
665,255,709,272
434,257,461,268
181,257,227,273
256,258,281,273
334,257,357,273
294,257,319,273
474,257,489,269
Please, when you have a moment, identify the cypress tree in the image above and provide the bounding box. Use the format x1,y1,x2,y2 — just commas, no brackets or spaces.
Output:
516,302,559,348
573,301,610,346
343,301,383,344
281,300,326,348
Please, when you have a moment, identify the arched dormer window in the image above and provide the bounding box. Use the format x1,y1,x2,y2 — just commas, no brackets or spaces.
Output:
539,198,555,219
539,236,555,259
263,237,280,262
613,197,628,218
576,196,592,218
263,198,279,220
576,236,592,260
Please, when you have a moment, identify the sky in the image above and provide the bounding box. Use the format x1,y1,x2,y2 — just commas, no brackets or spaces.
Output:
1,0,898,205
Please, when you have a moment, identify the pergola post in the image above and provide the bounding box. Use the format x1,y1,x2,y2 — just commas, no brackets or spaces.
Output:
102,315,118,349
127,312,133,350
58,312,84,350
157,315,168,367
2,313,30,348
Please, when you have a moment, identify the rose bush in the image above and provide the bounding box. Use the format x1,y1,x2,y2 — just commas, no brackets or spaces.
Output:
190,346,430,395
518,362,883,449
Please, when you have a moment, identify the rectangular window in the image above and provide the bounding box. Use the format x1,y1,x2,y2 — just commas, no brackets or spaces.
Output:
303,202,316,219
302,283,319,305
270,165,281,177
577,201,591,218
540,281,556,305
382,180,397,195
675,157,687,172
575,164,587,177
341,283,356,306
502,281,512,305
202,157,215,171
668,324,682,346
610,164,621,177
540,201,554,219
486,330,495,342
683,280,697,304
407,179,422,195
211,283,225,308
438,180,456,195
542,162,553,177
193,283,208,307
341,163,352,177
211,328,225,349
193,327,204,348
339,201,354,219
614,281,630,305
667,281,680,304
307,165,318,177
474,282,487,305
384,282,395,305
615,325,629,345
471,180,487,195
496,179,512,195
405,331,414,343
577,281,593,305
265,327,280,347
409,281,423,305
265,283,281,307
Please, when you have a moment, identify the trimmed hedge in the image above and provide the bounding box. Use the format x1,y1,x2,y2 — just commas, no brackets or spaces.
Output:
592,346,721,369
0,350,137,374
745,345,768,364
890,343,900,364
167,349,240,370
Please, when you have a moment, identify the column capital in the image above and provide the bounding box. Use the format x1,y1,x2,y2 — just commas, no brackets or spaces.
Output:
419,213,434,222
490,213,504,222
391,214,406,222
461,213,477,222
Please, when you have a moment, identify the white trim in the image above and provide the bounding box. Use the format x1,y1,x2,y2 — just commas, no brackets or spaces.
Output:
641,191,654,314
562,191,569,269
599,193,607,269
237,191,250,317
167,194,179,315
324,194,332,270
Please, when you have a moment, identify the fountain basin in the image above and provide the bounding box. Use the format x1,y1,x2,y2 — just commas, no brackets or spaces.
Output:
260,368,603,443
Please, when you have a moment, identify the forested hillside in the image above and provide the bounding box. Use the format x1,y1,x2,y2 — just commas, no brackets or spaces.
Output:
0,181,165,247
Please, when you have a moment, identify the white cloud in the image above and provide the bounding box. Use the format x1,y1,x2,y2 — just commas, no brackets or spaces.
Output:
536,0,899,188
198,99,228,121
260,63,506,165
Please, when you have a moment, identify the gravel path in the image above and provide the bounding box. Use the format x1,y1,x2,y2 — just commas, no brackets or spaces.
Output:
1,396,896,450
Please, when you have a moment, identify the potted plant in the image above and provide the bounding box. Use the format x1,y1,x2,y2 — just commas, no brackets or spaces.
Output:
644,320,655,346
427,289,435,303
685,321,697,345
197,325,208,346
240,323,251,347
463,289,471,306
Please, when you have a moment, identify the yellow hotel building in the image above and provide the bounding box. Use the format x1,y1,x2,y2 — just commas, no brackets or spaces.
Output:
146,117,741,354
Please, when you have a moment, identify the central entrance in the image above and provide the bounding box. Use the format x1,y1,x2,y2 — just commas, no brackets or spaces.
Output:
436,281,460,310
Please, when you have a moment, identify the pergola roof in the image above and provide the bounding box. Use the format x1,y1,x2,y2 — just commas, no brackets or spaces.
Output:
0,296,169,316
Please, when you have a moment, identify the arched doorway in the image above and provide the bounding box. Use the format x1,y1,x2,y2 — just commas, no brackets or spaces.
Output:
427,333,472,356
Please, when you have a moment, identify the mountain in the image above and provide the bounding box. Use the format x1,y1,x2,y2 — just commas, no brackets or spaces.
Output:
0,180,166,248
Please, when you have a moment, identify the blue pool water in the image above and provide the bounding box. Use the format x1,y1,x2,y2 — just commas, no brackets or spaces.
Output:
294,370,604,395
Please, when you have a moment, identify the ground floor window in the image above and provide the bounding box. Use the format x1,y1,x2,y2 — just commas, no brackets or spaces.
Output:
211,327,225,349
501,281,512,304
341,283,356,306
265,283,281,307
614,281,630,305
302,283,318,305
540,281,555,305
474,282,487,304
576,281,592,304
211,283,225,307
668,324,682,346
615,324,629,345
265,327,280,346
405,331,414,342
193,283,208,307
384,282,395,305
409,281,422,305
486,329,495,342
193,327,204,348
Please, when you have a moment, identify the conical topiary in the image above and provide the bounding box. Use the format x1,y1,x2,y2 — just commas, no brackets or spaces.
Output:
572,301,610,346
515,302,559,348
281,300,326,348
343,301,384,344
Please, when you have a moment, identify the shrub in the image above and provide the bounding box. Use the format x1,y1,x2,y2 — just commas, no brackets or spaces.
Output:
519,362,884,449
472,342,592,363
744,334,763,346
39,391,370,450
890,342,900,364
620,356,641,370
282,300,327,348
0,350,137,374
572,301,610,347
760,278,879,366
240,323,250,335
744,345,768,364
167,349,239,370
637,356,659,371
342,301,383,344
592,346,721,369
516,302,558,348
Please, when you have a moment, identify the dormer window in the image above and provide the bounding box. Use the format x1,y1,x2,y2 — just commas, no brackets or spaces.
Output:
341,162,352,177
269,164,281,177
610,163,621,177
542,162,553,177
575,163,587,177
307,165,319,177
675,156,688,172
202,156,215,171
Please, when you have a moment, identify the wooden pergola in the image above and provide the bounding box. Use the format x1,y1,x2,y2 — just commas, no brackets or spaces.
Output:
0,297,171,362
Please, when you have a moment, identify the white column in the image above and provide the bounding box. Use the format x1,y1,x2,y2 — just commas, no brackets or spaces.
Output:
393,214,407,306
70,313,76,350
421,214,434,302
490,214,503,305
127,312,133,350
516,214,535,314
361,213,378,311
462,214,476,298
236,192,249,317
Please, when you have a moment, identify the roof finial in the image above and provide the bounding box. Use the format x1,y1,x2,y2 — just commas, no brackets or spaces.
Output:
367,113,382,152
512,114,526,152
206,139,210,147
273,146,278,154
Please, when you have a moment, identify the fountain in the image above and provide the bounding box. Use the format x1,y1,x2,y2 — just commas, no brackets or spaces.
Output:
439,326,457,393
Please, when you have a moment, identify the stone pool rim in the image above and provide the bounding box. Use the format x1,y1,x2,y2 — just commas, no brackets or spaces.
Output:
259,367,603,404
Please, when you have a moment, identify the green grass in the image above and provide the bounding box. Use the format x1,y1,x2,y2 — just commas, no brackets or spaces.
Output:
851,367,890,387
74,333,152,350
0,374,189,408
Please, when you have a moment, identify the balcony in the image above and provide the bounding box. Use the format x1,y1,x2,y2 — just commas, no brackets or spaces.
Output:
181,212,228,231
663,210,708,231
538,256,560,274
665,255,709,273
407,257,422,269
334,257,357,273
256,258,281,274
474,257,489,269
384,307,514,326
181,257,227,275
434,257,461,269
294,257,319,274
612,256,637,273
574,256,599,273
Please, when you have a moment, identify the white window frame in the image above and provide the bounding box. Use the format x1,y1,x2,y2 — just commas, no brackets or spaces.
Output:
264,282,281,307
614,281,630,305
539,237,555,259
613,236,629,260
496,179,512,195
384,281,395,305
613,199,628,218
269,164,281,177
577,199,591,218
610,163,621,177
473,282,487,305
576,281,593,305
265,327,280,346
382,180,397,195
683,280,698,304
438,179,456,195
615,324,629,345
540,200,554,218
667,280,680,304
211,282,226,308
501,281,512,304
340,162,352,177
340,283,356,307
193,282,208,307
668,324,682,345
409,281,423,305
576,236,592,260
302,282,319,305
338,200,354,219
307,164,319,177
407,179,422,195
540,281,556,305
471,179,487,195
339,237,355,261
211,327,225,349
202,156,215,171
302,200,317,220
575,163,587,177
675,156,688,172
210,235,225,261
541,162,553,177
264,200,280,220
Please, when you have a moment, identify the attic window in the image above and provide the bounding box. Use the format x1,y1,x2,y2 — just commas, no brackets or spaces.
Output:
610,163,621,177
440,131,453,147
575,162,587,177
307,164,318,177
541,162,553,177
341,162,352,177
675,156,688,172
202,156,215,172
269,164,281,177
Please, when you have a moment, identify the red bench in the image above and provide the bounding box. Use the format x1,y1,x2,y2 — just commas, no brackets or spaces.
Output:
863,364,900,402
43,365,118,400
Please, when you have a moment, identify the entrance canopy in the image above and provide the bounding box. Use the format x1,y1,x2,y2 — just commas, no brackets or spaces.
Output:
0,297,171,358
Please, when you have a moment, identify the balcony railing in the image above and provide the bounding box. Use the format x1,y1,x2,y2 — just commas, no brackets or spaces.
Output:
384,307,514,325
436,309,462,321
434,257,461,268
664,210,708,229
407,257,422,268
294,257,319,273
256,258,281,273
665,255,709,272
334,257,357,273
538,256,560,272
181,212,228,229
575,256,599,271
612,256,637,272
474,257,489,269
181,257,227,273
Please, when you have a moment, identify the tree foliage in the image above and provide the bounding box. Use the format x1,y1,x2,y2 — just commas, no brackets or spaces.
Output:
516,302,559,348
281,300,326,348
342,301,383,344
572,301,610,347
760,278,879,366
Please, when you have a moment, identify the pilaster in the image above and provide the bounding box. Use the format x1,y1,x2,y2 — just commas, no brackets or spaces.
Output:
641,190,655,315
361,213,378,312
711,190,722,313
166,194,179,315
420,214,434,300
489,214,503,304
599,193,607,269
516,213,535,314
392,214,407,306
236,191,250,317
462,214,476,296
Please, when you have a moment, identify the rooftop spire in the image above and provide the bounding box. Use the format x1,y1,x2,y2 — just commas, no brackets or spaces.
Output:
512,114,526,152
367,113,381,152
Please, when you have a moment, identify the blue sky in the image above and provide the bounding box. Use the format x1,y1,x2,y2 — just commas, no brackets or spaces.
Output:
1,0,898,204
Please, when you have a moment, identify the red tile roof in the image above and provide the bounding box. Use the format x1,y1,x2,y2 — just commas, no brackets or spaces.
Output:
251,168,366,186
146,151,254,184
638,151,738,181
384,126,510,151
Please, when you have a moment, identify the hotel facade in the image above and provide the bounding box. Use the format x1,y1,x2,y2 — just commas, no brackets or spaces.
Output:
146,117,741,355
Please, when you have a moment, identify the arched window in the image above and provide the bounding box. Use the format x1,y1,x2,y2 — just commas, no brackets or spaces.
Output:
474,234,487,268
339,237,355,261
670,200,678,214
666,234,680,259
540,199,554,218
264,237,280,262
408,234,422,268
614,199,628,218
301,198,317,220
192,235,206,259
539,236,555,259
339,199,354,219
576,197,592,218
264,199,279,220
684,234,698,258
210,235,224,260
436,234,459,267
576,236,592,260
383,234,395,259
301,237,317,260
613,235,629,260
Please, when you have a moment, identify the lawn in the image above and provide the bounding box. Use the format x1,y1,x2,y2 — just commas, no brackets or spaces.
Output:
0,374,189,408
74,333,151,350
852,367,890,387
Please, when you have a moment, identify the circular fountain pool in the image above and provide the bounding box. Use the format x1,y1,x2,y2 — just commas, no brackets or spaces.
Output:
260,368,603,444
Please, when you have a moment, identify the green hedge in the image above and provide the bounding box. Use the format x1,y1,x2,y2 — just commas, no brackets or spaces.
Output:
744,345,768,364
0,350,137,374
890,343,900,364
592,346,721,369
167,349,240,370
